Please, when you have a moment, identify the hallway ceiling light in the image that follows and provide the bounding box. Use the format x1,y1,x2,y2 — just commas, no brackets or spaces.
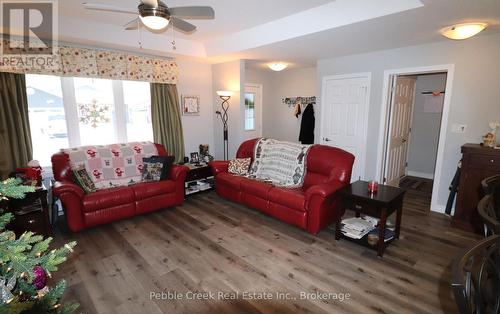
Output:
441,23,487,40
267,62,288,71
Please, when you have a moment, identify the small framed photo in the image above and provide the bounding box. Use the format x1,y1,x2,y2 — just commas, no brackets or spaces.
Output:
190,152,200,164
181,95,200,116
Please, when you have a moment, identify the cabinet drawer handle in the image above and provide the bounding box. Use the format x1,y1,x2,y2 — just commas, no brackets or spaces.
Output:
491,159,495,163
355,204,362,210
28,219,35,224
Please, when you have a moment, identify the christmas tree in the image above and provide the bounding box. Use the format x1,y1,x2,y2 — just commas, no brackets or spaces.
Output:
0,178,78,313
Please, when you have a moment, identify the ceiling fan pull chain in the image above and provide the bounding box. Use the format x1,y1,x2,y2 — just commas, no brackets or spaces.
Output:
171,20,176,50
138,20,143,49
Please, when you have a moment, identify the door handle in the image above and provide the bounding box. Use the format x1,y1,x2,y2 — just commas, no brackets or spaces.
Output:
402,139,407,143
323,137,331,142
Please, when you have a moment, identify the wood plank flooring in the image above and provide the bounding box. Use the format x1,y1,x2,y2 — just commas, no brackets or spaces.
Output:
52,190,480,314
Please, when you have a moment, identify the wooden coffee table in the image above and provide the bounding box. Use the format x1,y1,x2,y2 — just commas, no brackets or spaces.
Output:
336,180,406,257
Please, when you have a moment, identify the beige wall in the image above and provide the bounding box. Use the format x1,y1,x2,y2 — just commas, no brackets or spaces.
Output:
317,33,500,212
177,60,214,159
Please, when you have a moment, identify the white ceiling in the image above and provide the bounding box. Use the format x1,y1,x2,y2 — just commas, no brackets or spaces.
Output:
59,0,333,41
4,0,500,68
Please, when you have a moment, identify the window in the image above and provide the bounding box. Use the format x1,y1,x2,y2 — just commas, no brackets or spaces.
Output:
26,75,153,166
123,80,153,142
74,77,116,146
244,93,255,131
26,75,68,167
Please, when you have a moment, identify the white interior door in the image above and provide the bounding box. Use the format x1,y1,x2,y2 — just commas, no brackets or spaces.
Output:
243,84,262,140
384,76,416,186
321,74,370,182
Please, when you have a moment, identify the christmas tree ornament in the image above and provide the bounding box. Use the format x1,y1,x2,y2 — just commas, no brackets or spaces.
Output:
32,266,47,290
0,276,16,304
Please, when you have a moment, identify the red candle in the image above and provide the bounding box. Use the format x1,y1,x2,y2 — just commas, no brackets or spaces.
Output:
368,180,379,193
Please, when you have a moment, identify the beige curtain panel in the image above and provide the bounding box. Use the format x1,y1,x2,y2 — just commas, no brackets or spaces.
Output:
0,72,32,179
151,83,185,163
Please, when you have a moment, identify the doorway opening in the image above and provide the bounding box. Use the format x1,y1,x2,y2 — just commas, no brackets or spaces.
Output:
378,65,454,213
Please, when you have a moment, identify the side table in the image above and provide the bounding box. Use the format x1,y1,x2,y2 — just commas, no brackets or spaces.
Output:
184,164,214,196
5,187,52,237
336,180,406,257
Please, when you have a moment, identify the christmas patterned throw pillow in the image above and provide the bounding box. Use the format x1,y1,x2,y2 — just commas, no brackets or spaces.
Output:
228,158,251,176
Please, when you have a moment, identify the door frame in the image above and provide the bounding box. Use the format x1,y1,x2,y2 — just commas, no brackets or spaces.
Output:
320,72,371,181
375,64,455,213
244,83,263,137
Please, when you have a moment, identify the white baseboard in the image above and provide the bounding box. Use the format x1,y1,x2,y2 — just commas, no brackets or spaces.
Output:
407,170,434,180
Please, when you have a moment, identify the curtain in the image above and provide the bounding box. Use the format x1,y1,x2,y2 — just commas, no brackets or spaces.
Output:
151,83,185,163
0,72,32,179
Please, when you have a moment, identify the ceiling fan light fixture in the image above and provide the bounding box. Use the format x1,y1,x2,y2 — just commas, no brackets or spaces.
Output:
267,62,288,71
139,2,170,30
139,15,169,30
441,23,487,40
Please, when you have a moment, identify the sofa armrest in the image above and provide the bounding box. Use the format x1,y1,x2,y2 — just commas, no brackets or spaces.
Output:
209,160,229,176
52,181,85,232
168,164,189,182
305,180,346,234
52,181,84,199
305,181,345,200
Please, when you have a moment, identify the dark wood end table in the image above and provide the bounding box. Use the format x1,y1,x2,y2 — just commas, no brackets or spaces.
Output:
184,164,214,196
336,180,406,257
5,188,52,237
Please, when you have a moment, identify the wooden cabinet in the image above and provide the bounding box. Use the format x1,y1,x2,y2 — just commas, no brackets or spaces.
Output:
453,144,500,233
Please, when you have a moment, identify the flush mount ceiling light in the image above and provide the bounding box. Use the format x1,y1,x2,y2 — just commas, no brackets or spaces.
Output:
267,62,288,71
441,23,487,40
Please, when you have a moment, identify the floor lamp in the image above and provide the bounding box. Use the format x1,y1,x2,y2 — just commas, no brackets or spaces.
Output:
216,91,233,161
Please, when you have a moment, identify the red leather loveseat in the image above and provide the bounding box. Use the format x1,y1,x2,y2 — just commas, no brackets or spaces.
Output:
51,144,188,232
209,139,354,234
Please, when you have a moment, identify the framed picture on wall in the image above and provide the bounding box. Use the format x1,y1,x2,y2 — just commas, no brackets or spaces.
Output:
181,95,200,116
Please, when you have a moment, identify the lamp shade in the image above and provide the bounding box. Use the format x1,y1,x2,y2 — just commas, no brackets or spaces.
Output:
217,91,233,97
139,15,169,30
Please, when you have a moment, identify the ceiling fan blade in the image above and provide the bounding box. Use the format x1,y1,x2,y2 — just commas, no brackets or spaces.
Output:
141,0,158,7
169,6,215,19
124,18,140,30
82,3,136,14
170,17,197,33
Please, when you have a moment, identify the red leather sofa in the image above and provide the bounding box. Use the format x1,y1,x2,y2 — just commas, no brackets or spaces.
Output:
209,139,354,234
51,144,188,232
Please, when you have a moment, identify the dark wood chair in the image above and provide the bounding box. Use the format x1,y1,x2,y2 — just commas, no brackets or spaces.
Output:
479,175,500,236
451,235,500,314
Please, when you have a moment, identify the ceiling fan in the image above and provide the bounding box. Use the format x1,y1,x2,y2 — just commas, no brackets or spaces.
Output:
82,0,215,33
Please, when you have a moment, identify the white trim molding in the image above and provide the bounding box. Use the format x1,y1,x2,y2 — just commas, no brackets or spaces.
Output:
375,64,455,214
407,171,434,180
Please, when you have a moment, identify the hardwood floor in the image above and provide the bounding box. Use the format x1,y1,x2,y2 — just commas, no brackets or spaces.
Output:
52,190,480,314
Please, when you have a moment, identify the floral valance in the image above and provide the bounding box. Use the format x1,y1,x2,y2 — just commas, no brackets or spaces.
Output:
0,39,178,84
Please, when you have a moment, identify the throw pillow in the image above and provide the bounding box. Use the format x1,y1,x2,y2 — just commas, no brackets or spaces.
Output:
142,155,175,182
228,158,251,176
73,166,97,193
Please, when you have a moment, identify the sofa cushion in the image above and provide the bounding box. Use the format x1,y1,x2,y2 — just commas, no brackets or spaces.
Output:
216,172,246,190
132,181,176,201
83,186,135,212
268,187,306,211
241,178,273,199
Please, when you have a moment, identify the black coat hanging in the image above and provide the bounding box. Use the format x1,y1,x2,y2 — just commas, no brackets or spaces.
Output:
299,103,315,144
